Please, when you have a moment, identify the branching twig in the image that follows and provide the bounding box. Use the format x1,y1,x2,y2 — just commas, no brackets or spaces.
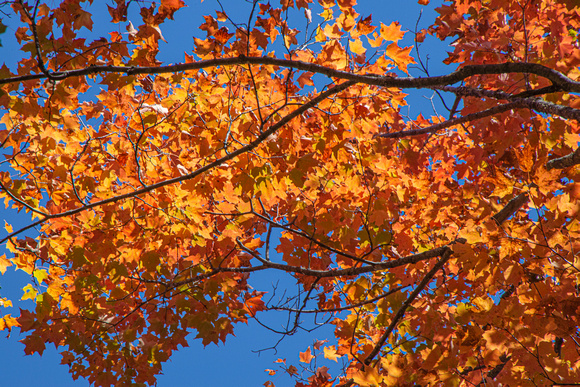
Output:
269,285,408,314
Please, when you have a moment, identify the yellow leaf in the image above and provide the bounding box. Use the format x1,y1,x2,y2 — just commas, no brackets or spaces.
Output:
0,297,13,308
346,283,364,300
319,8,333,19
315,26,326,42
323,23,342,39
490,172,514,198
503,265,514,282
324,346,340,362
458,228,482,244
396,186,407,202
367,32,383,48
569,218,580,232
564,132,580,148
3,221,12,233
386,43,414,73
0,314,20,332
383,362,403,377
21,284,38,301
33,269,49,284
0,254,12,275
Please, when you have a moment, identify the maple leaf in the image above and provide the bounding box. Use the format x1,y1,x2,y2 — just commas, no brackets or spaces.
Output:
22,334,46,356
0,314,19,333
350,366,383,387
73,9,93,31
323,346,340,362
386,42,415,73
243,292,266,315
380,21,405,42
107,2,128,23
299,347,314,363
159,0,186,19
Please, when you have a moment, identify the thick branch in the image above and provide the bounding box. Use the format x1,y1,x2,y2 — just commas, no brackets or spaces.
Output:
257,245,450,279
2,57,580,92
546,147,580,170
434,85,580,121
376,101,524,139
435,85,551,101
488,142,580,227
378,95,580,139
492,192,530,225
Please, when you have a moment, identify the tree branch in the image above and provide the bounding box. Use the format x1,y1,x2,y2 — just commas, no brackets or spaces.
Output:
376,101,524,139
174,243,455,289
546,146,580,170
2,56,580,93
492,192,530,225
434,85,580,121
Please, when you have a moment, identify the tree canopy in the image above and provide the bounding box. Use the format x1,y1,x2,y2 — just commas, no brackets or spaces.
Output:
1,0,580,386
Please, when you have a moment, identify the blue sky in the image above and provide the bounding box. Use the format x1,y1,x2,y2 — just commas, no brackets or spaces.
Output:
0,1,451,385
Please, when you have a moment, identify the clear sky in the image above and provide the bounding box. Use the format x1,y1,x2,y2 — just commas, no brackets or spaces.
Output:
0,1,450,385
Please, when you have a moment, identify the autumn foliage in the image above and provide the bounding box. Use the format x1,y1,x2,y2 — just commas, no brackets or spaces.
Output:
1,0,580,385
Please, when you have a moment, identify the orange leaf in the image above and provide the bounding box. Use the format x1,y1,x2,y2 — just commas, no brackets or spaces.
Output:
286,365,298,376
299,347,314,363
380,22,405,42
0,314,19,332
350,38,366,56
351,366,383,387
386,43,414,73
